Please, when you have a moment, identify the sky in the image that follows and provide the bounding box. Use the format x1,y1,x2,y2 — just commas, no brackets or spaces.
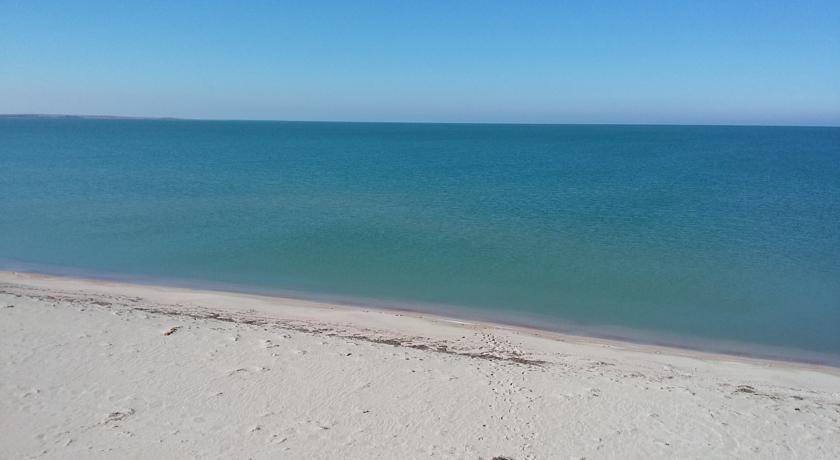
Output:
1,1,839,125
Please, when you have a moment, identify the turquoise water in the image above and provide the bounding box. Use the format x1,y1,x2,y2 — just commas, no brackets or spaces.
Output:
2,117,839,363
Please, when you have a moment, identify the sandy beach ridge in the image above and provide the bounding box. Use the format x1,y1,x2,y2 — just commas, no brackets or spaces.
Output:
2,271,838,458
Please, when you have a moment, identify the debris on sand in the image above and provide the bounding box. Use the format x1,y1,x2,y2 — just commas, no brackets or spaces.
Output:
103,408,135,424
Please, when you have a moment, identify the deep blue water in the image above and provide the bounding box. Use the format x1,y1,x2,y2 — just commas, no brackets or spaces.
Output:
2,118,839,363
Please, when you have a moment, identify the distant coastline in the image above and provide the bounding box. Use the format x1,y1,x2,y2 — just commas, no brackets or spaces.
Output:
0,113,185,121
1,113,837,128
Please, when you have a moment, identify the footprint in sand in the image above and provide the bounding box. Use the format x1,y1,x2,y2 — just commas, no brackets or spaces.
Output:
226,366,271,376
102,408,135,425
21,387,41,398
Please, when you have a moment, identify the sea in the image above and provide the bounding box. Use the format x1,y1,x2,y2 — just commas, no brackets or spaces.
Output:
2,117,839,364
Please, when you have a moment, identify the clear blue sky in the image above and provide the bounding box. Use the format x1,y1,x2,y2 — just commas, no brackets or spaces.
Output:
2,1,839,125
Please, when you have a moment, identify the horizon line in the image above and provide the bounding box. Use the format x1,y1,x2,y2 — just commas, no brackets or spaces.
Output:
1,113,838,129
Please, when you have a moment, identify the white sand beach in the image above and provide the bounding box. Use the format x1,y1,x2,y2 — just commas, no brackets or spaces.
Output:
1,271,838,459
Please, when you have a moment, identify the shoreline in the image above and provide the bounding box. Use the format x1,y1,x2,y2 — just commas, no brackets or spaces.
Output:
1,270,838,374
1,265,837,369
2,270,840,457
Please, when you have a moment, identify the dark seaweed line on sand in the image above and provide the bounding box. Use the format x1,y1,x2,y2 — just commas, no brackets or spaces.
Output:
134,305,546,366
1,285,546,366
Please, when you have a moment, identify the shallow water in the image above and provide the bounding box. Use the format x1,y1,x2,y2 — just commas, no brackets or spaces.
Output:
2,118,839,363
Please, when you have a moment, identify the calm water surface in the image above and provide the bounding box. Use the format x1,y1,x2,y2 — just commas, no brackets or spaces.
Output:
2,118,839,363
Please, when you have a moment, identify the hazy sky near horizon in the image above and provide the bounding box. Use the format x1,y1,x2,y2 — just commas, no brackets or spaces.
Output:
2,1,839,125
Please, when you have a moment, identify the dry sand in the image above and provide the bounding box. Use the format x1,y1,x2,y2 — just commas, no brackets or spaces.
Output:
1,271,839,459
